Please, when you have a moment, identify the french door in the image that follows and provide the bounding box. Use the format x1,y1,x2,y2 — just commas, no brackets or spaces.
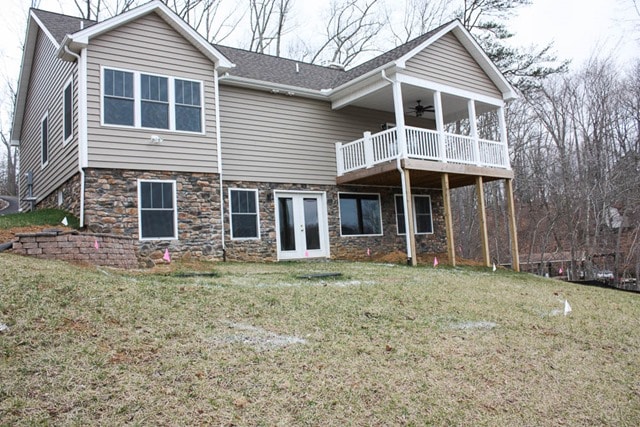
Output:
275,192,329,260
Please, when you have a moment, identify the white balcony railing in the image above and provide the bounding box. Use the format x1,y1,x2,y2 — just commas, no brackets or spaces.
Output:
335,126,510,176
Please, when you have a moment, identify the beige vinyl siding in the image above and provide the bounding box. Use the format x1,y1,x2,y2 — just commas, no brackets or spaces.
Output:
86,12,217,173
404,32,501,98
18,30,78,209
219,85,433,184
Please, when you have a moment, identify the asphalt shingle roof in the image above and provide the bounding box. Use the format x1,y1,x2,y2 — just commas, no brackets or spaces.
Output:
31,7,455,91
32,9,96,44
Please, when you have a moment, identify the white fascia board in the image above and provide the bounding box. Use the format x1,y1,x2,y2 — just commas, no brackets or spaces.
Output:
331,78,392,110
395,20,517,101
218,75,328,100
61,0,234,70
450,26,518,100
395,73,505,107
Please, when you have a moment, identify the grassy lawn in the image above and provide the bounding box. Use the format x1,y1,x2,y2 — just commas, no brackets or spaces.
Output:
1,255,639,425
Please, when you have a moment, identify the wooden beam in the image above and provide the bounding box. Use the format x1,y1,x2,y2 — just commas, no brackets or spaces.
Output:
505,178,520,272
441,173,456,267
476,176,491,267
404,169,417,266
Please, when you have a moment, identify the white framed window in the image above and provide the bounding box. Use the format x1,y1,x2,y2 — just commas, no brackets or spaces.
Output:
101,66,203,133
103,68,134,126
395,194,434,235
338,193,383,236
175,78,202,132
41,112,49,168
229,189,260,239
63,78,73,144
138,179,178,240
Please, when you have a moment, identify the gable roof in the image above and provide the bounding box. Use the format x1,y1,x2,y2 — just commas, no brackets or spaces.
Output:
58,0,233,69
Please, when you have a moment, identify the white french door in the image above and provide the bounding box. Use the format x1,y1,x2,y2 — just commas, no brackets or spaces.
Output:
275,191,329,260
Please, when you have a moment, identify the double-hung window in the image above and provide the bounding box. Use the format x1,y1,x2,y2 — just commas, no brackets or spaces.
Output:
63,79,73,143
103,69,134,126
229,189,259,239
339,193,382,236
138,180,177,240
41,113,48,167
175,79,202,132
141,74,169,129
395,195,433,234
102,67,203,133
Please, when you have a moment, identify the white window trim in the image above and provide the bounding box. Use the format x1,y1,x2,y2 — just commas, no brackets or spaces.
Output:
228,188,261,240
101,66,205,135
394,194,434,235
137,179,179,241
62,77,73,146
40,112,49,169
338,192,384,237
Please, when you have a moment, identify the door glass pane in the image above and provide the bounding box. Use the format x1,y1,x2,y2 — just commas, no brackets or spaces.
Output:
303,198,320,250
278,197,295,251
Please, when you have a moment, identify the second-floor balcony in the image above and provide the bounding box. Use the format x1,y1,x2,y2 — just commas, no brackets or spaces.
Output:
336,126,510,177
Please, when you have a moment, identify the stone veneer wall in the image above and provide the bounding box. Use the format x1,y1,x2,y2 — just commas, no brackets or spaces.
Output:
12,229,139,268
83,168,222,266
37,173,81,217
222,181,447,262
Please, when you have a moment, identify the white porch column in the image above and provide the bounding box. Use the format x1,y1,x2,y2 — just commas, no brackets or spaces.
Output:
497,106,511,169
433,91,446,162
391,80,408,158
468,99,481,166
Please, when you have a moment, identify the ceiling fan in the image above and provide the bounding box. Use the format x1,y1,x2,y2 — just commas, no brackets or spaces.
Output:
409,100,435,117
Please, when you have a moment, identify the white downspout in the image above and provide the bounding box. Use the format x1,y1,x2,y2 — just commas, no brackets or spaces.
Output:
65,45,87,228
381,70,412,262
214,68,226,260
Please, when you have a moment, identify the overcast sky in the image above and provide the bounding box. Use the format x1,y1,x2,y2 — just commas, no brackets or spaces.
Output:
0,0,638,125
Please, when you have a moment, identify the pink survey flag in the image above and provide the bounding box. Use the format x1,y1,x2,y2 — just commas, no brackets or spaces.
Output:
304,250,309,257
163,248,171,263
433,257,439,267
559,267,564,274
94,239,99,250
367,248,371,256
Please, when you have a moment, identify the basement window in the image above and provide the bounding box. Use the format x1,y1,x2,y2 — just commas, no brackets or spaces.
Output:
338,193,382,236
395,195,433,235
138,180,178,240
229,189,260,239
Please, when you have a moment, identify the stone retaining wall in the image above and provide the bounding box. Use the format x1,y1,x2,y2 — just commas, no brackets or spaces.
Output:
12,229,139,269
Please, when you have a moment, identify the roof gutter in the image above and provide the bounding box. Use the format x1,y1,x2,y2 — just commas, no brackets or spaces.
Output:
218,74,331,100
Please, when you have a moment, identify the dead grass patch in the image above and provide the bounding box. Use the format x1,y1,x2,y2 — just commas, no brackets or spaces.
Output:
1,254,639,425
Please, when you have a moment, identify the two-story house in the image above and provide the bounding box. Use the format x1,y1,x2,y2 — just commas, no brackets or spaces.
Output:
11,0,520,269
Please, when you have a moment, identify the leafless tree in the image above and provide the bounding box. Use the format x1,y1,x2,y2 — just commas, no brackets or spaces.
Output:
385,0,449,44
0,82,17,195
309,0,382,67
248,0,292,56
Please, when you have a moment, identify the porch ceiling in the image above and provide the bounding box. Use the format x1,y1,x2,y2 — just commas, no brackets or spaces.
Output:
345,83,498,123
336,159,514,189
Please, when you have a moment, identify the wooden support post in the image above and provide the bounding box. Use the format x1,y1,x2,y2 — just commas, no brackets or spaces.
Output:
404,169,417,266
505,178,520,272
441,173,456,267
476,176,491,267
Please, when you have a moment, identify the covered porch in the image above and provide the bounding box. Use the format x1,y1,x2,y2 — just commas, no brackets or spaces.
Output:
330,72,520,271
